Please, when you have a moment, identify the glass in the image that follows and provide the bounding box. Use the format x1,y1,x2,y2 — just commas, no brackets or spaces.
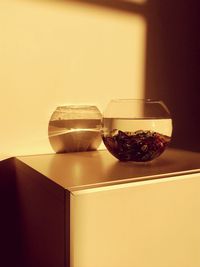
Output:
101,99,173,162
48,105,102,153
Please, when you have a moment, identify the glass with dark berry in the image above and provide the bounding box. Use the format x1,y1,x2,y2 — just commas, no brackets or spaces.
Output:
102,99,173,162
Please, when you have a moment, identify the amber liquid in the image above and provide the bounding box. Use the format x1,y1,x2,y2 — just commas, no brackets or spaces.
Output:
102,118,172,137
48,119,102,153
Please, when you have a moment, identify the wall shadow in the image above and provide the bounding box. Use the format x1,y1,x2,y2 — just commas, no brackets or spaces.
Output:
145,0,200,152
55,0,147,15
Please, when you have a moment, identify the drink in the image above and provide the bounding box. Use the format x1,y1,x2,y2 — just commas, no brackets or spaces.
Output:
48,119,102,153
102,118,172,162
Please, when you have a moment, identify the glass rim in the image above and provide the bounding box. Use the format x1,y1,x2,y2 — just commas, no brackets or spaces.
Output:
109,98,163,103
56,105,98,109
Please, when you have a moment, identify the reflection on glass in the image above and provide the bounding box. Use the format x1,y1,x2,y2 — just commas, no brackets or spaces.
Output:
102,99,173,162
48,105,102,153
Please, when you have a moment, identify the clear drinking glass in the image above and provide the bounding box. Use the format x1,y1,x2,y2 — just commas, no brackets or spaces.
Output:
101,99,173,162
48,105,102,153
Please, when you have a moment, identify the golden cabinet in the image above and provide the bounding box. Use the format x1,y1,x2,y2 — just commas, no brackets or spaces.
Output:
14,149,200,267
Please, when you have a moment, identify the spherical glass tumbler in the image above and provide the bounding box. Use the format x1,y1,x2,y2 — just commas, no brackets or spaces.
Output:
48,105,102,153
101,99,173,162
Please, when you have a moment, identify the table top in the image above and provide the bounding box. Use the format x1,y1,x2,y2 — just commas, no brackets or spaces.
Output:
16,148,200,192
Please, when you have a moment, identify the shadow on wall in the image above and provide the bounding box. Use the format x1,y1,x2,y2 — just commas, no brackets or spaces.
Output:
145,0,200,152
66,0,146,14
65,0,200,152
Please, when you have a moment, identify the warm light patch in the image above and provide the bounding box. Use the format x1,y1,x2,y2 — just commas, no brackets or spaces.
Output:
124,0,147,4
0,0,146,157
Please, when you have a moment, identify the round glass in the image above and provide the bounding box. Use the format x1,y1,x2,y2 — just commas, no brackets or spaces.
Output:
101,99,173,162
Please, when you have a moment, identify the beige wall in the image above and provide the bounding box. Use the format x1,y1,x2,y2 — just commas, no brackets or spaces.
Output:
0,0,146,158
